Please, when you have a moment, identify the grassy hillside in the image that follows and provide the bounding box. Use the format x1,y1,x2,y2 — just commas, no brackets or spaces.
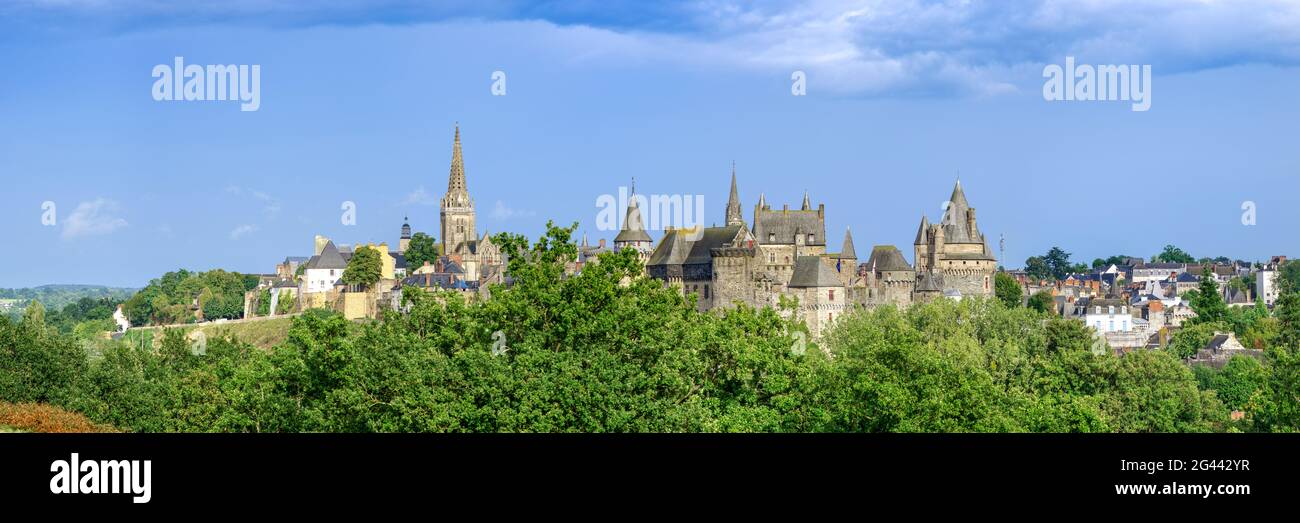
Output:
116,316,299,351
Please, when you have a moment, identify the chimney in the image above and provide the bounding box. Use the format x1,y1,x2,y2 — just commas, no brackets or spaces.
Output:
598,239,606,248
782,204,788,212
818,203,824,219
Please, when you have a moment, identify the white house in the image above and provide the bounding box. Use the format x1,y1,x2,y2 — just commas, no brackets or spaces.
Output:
303,240,348,293
1257,269,1280,307
1131,263,1191,284
1085,298,1132,333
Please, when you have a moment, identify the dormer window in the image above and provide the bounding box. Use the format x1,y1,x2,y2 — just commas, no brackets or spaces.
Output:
769,233,776,242
1108,306,1115,314
807,234,815,244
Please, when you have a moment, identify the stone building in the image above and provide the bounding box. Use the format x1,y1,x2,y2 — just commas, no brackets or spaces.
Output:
913,180,997,298
437,124,503,282
613,181,655,261
641,171,998,337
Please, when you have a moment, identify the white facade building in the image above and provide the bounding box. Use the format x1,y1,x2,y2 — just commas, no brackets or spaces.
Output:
1085,298,1132,333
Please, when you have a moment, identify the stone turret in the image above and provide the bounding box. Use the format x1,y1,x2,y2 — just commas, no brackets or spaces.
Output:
614,179,654,257
399,216,412,253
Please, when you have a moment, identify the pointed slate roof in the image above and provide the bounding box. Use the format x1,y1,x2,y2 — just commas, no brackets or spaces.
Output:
312,241,348,270
838,227,857,259
615,184,653,243
788,256,843,288
941,179,981,243
914,214,930,245
801,191,812,211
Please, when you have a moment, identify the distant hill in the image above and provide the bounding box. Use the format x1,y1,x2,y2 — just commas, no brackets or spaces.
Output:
0,285,138,314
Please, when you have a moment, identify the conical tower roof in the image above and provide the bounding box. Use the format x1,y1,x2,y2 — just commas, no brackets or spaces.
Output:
615,181,653,243
840,227,857,259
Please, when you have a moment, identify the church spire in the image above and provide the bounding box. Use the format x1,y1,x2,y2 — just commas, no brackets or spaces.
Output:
446,123,468,201
801,191,811,211
725,161,744,227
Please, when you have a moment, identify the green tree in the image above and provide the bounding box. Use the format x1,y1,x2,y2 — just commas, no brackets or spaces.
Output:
1027,290,1054,313
1044,247,1072,280
342,247,383,289
1025,256,1051,281
404,232,438,271
1154,244,1195,264
994,273,1023,308
1188,268,1228,325
1210,356,1268,412
1168,321,1226,360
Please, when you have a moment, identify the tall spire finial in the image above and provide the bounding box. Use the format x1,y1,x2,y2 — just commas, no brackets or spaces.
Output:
726,162,743,226
801,190,811,211
446,123,468,199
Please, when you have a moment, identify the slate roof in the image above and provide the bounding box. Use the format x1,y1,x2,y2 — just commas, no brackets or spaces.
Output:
310,241,348,270
1224,287,1251,305
753,208,825,246
788,256,842,288
865,245,912,272
646,225,744,268
838,228,857,259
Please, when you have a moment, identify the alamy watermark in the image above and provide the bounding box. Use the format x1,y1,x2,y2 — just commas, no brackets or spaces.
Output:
152,57,261,111
1043,57,1151,112
595,187,705,241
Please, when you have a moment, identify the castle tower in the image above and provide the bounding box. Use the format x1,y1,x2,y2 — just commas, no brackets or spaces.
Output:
836,227,858,283
913,214,930,272
399,216,412,253
914,180,996,298
440,124,477,255
725,162,744,227
614,179,654,256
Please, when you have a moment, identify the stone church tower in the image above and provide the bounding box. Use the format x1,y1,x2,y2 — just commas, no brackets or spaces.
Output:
440,124,477,255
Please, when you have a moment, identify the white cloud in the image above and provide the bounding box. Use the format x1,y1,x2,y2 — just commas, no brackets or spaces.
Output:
226,185,281,215
490,200,535,221
400,186,436,206
229,224,259,240
62,198,127,239
13,1,1300,96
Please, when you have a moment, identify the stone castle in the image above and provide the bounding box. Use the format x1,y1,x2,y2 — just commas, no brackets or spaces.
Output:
251,125,995,335
639,167,997,337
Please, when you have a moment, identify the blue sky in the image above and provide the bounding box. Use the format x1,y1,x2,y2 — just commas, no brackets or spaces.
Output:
2,0,1299,288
